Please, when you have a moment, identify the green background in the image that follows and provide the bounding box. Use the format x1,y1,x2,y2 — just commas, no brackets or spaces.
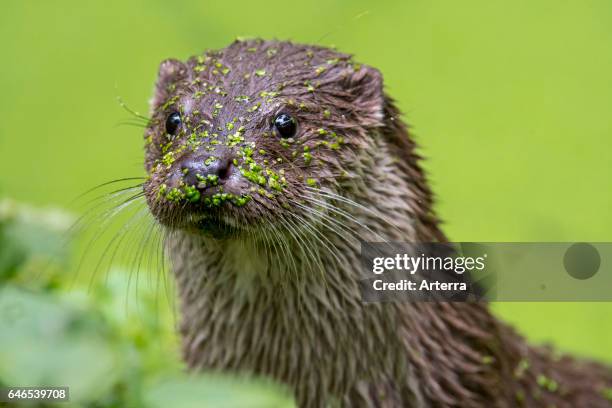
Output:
0,0,611,404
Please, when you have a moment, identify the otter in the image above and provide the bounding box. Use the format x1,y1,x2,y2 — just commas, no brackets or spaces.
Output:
142,39,612,407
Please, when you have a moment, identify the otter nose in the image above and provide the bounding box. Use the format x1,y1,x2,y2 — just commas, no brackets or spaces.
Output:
180,154,233,188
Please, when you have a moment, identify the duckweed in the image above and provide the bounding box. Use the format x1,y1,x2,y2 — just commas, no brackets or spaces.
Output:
184,185,201,203
536,374,558,392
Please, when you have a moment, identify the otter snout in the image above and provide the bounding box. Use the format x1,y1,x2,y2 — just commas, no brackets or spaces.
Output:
180,154,233,187
166,149,236,197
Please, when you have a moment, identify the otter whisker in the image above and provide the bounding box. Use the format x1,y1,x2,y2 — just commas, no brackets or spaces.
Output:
72,177,146,203
87,203,149,292
131,213,158,288
73,192,145,286
283,207,343,266
76,189,146,232
116,95,150,122
115,120,150,129
75,185,145,218
297,193,389,242
291,213,342,270
277,213,323,287
255,220,275,276
125,212,159,316
66,185,145,240
282,211,337,287
267,217,299,284
68,188,145,248
128,224,159,318
290,199,360,241
153,223,171,318
304,186,404,236
287,199,360,269
263,220,289,281
160,228,178,321
41,184,144,286
271,222,298,284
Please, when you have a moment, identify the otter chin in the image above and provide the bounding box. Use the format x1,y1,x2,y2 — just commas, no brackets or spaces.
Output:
191,215,241,239
142,39,612,407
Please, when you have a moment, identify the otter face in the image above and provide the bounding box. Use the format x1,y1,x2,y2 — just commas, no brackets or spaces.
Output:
144,39,385,238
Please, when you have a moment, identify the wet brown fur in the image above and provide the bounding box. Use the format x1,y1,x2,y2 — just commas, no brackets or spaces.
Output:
143,39,612,407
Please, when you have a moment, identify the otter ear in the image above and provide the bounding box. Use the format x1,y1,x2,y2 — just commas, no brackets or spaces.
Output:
150,59,187,111
343,65,385,126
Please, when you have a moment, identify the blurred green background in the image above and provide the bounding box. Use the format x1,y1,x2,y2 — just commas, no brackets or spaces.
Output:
1,0,611,406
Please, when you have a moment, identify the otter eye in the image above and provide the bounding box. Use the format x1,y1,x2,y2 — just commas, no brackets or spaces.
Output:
273,113,297,138
165,112,182,136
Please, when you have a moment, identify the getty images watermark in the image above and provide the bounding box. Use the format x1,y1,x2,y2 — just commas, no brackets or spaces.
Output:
359,242,608,302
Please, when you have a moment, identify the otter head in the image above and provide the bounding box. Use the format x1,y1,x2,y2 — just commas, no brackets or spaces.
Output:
144,39,431,242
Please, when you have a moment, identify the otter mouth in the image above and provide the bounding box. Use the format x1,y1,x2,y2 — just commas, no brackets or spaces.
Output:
145,176,253,239
188,213,241,239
